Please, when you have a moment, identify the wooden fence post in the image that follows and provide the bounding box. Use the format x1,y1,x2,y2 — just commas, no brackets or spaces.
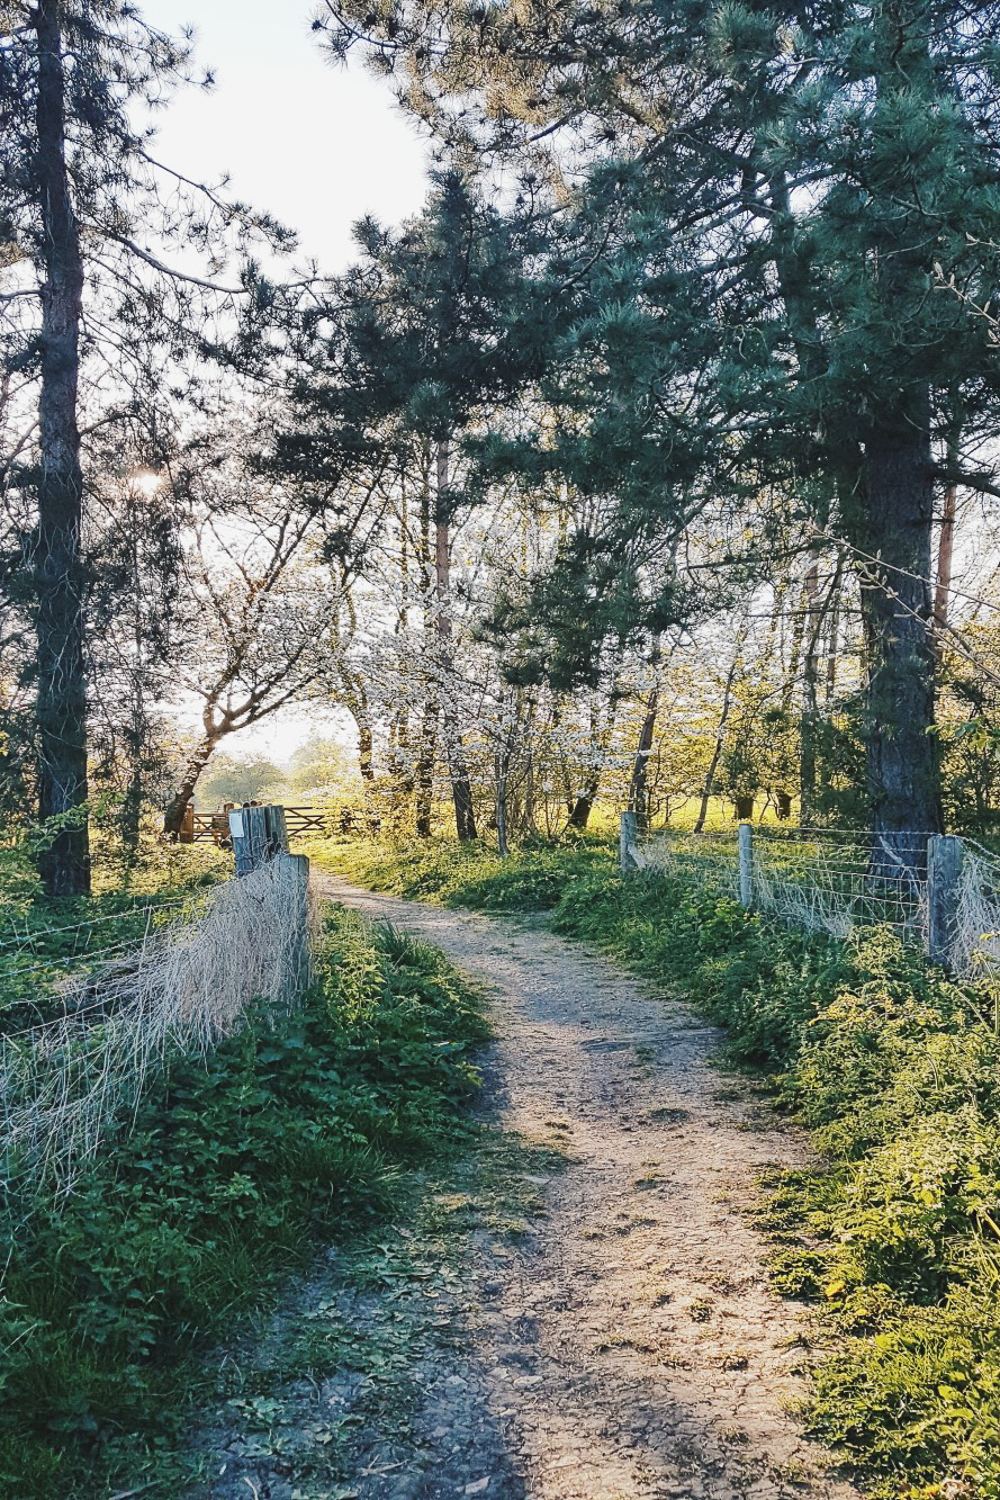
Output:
738,822,753,909
276,851,312,999
927,834,963,967
620,811,638,876
230,803,289,876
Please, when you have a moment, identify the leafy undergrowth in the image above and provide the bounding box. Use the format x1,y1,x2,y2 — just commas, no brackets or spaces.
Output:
310,832,612,914
183,1130,567,1500
0,906,489,1500
318,836,1000,1499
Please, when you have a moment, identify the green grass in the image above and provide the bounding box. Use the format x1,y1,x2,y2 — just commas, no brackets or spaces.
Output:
309,831,614,913
313,835,1000,1499
0,905,489,1500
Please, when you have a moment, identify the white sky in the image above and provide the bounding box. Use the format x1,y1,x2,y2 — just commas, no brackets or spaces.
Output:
139,1,430,767
141,0,431,271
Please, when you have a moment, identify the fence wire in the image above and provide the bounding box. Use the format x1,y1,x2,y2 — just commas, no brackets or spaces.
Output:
630,830,741,901
630,824,1000,996
752,828,928,942
951,841,1000,993
1,861,315,1200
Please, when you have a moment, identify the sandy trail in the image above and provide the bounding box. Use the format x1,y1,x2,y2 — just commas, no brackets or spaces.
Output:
315,876,860,1500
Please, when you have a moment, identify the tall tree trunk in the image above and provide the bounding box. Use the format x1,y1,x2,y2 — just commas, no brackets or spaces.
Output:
567,777,600,830
693,640,743,833
799,560,821,825
414,698,437,837
567,692,619,831
858,406,942,868
390,485,414,800
933,478,957,661
521,693,537,834
340,668,376,788
435,442,477,841
494,737,511,857
34,0,89,895
416,461,437,838
628,687,658,833
121,689,145,861
824,594,840,708
357,721,375,783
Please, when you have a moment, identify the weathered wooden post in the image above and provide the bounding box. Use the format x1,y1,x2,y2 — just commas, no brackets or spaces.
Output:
927,834,963,967
276,851,312,999
229,803,288,875
620,811,638,876
738,822,753,909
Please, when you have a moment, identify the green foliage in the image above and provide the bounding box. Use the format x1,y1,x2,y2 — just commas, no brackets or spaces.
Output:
0,841,42,915
343,835,1000,1494
0,906,488,1499
200,754,287,808
326,834,614,914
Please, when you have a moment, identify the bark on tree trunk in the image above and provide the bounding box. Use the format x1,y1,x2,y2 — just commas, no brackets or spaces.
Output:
414,697,438,838
389,488,414,801
358,721,375,783
567,782,599,830
933,479,957,660
341,677,376,786
164,736,221,838
416,462,437,838
435,442,477,841
628,688,658,833
494,745,510,857
693,643,743,834
34,0,90,895
800,560,821,825
858,407,942,868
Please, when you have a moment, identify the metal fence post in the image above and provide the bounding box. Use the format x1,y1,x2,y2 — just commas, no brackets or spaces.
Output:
927,834,963,966
738,822,753,909
276,851,312,999
620,811,638,876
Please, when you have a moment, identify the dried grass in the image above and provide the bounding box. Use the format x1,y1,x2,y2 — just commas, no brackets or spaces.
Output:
1,860,317,1196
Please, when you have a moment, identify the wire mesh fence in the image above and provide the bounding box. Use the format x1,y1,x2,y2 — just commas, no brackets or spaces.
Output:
752,827,929,942
624,819,1000,996
629,829,742,901
1,856,315,1201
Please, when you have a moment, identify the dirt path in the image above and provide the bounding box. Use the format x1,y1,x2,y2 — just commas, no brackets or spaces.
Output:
307,876,861,1500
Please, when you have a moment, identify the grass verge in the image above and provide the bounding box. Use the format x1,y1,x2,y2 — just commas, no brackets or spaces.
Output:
313,835,1000,1500
0,904,489,1499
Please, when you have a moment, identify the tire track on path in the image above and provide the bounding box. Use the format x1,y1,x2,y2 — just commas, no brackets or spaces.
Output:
318,876,862,1500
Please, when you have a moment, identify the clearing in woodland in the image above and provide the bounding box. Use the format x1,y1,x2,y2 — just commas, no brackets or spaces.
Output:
196,877,860,1500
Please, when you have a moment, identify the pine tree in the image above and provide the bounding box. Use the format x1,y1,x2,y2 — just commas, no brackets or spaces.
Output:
277,172,546,839
320,0,1000,865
